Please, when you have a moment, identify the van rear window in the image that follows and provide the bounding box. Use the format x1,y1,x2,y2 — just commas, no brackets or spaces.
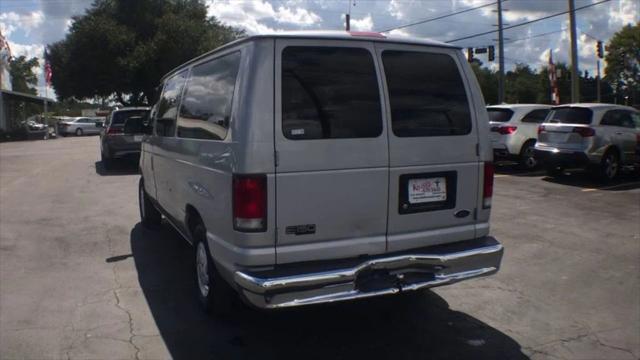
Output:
546,107,592,125
487,108,514,123
281,46,382,140
382,51,472,137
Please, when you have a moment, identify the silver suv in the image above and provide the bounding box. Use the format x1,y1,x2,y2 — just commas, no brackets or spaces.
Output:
488,104,551,169
535,103,640,181
138,31,503,313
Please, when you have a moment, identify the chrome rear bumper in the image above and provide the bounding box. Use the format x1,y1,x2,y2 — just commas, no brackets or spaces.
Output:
234,237,503,309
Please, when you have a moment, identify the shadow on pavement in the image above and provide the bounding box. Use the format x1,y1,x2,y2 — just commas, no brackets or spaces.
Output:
541,170,640,191
129,223,528,360
94,160,139,176
494,162,546,177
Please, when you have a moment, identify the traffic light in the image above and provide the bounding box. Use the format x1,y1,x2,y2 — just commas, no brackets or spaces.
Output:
467,48,474,62
488,45,495,62
596,40,603,59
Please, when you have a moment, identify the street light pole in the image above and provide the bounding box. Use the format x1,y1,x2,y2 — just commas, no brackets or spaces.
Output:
568,0,580,103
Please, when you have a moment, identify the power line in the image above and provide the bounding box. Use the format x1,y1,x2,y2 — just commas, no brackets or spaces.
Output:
445,0,611,43
379,1,504,33
504,28,567,44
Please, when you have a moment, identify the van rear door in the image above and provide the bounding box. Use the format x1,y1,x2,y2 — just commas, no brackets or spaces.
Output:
375,44,481,252
274,39,389,264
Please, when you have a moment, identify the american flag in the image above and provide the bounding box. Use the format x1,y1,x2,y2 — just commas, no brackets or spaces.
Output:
548,49,559,105
44,49,52,85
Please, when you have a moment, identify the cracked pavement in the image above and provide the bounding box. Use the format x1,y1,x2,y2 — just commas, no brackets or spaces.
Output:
1,136,639,359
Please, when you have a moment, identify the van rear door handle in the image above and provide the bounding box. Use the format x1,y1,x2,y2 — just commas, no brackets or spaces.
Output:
615,132,623,135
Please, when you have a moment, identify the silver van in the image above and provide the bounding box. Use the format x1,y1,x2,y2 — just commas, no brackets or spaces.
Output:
138,31,503,312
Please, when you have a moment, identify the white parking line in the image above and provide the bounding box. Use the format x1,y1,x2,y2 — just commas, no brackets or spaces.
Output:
494,174,511,178
581,181,640,192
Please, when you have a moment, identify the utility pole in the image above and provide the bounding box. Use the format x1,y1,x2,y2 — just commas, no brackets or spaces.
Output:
497,0,505,104
568,0,580,103
345,0,352,31
596,59,601,103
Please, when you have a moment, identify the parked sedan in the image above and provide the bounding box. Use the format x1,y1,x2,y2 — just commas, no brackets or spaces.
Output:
58,117,103,136
100,107,150,168
487,104,552,169
535,103,640,182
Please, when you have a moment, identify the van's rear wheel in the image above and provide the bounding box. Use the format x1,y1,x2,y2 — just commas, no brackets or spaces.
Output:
139,178,161,228
193,223,234,316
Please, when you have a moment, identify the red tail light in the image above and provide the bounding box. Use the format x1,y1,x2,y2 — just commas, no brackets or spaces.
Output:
233,175,267,232
572,127,595,137
483,162,494,209
538,125,546,135
496,125,517,135
106,127,123,135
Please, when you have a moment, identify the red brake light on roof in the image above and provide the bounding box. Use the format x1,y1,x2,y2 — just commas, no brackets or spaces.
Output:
233,175,267,232
349,31,386,38
572,127,595,137
483,162,494,209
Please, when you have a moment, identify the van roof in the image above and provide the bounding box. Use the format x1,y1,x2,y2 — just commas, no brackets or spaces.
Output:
161,31,459,82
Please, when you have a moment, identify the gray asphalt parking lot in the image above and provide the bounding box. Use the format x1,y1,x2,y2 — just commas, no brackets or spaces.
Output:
1,136,639,360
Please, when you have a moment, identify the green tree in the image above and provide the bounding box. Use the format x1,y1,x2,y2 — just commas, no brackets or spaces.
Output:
471,61,499,105
505,64,540,104
47,0,244,106
9,56,39,95
604,23,640,105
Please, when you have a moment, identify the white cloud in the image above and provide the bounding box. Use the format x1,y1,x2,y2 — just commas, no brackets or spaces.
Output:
389,28,410,38
7,41,44,65
0,11,45,37
608,0,639,26
275,6,321,26
206,0,321,34
351,14,373,31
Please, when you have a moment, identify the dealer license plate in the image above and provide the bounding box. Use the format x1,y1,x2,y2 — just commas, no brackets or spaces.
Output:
408,177,447,204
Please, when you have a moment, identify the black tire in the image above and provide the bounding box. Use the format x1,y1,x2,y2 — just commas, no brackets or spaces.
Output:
595,150,619,183
518,141,538,170
139,178,162,228
193,223,234,316
75,128,83,136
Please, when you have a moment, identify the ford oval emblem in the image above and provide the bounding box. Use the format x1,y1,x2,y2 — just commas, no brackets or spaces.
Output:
454,209,471,218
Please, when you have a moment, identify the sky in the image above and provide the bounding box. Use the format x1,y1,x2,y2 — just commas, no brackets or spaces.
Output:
0,0,638,99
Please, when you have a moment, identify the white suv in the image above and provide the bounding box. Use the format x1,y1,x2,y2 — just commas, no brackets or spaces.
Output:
487,104,551,169
535,103,640,182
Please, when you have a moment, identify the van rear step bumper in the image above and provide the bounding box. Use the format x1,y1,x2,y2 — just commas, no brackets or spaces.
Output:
234,236,503,309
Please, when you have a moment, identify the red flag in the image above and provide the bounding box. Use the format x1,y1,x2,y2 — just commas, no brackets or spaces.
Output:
44,49,52,85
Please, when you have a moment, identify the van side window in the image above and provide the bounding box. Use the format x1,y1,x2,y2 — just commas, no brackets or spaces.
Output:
382,51,472,137
281,46,382,140
521,109,550,124
156,71,187,137
178,52,241,140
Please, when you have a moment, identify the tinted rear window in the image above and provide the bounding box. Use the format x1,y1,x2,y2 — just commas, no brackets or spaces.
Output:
382,51,472,137
545,107,593,125
281,46,382,140
487,108,514,123
111,110,149,126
